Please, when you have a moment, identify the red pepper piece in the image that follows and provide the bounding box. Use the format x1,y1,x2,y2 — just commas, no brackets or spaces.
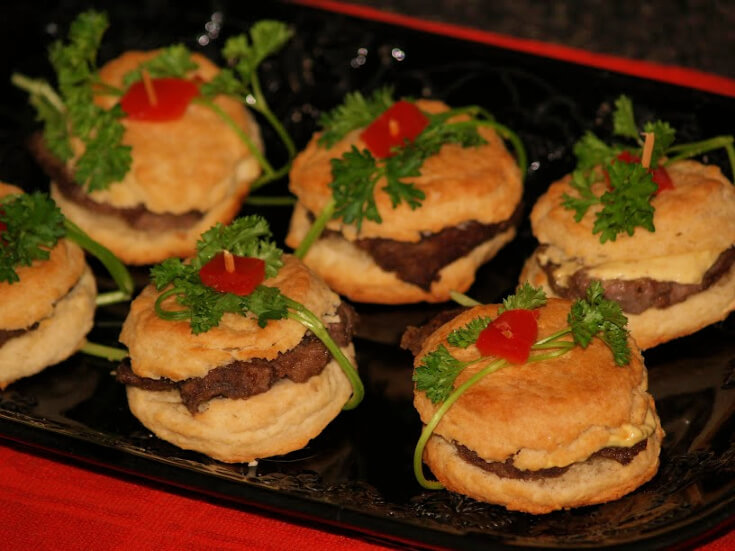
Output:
360,100,429,158
614,151,674,194
199,253,265,296
616,151,640,164
650,166,674,194
120,77,199,121
475,309,539,364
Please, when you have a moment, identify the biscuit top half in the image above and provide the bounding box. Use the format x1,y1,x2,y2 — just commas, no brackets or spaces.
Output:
413,299,654,469
289,99,523,242
120,255,343,381
0,183,87,330
531,160,735,264
77,50,261,214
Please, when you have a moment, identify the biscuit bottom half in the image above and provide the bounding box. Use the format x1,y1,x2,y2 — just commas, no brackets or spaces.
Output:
521,251,735,350
51,171,254,265
0,267,96,388
424,431,662,514
286,203,516,304
125,348,354,463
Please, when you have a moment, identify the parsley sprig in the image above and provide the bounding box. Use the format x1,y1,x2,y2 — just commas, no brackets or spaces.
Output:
562,95,735,243
11,11,132,192
294,92,527,258
12,13,295,194
0,191,133,304
0,192,65,283
149,216,364,409
412,282,630,489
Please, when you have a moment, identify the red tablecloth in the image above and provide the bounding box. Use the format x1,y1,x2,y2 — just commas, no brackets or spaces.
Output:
0,443,732,550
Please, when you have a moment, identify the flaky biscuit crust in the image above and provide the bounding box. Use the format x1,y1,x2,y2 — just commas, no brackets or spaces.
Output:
424,430,662,514
530,160,735,264
84,51,262,214
0,267,96,388
120,255,343,380
0,183,88,330
521,250,735,349
125,351,353,463
288,99,522,242
413,300,652,467
51,174,256,265
285,202,516,303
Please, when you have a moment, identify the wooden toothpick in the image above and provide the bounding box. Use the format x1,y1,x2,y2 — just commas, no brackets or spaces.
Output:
141,69,158,106
641,132,655,168
223,250,235,273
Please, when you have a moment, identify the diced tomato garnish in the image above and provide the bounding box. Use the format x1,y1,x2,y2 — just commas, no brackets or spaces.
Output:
120,77,199,121
0,221,6,233
650,166,674,194
475,309,538,364
198,253,265,296
613,150,674,194
360,100,429,158
616,151,641,164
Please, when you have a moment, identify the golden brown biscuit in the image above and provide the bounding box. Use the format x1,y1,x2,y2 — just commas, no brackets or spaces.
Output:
118,254,357,462
120,255,342,380
126,351,354,463
412,299,663,513
0,183,97,387
52,50,262,265
286,203,516,304
286,99,523,303
525,160,735,348
531,160,735,264
0,267,96,389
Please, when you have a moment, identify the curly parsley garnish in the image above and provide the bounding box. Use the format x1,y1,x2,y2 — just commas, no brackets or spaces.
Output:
562,95,735,243
0,192,65,283
411,282,631,489
12,13,294,193
317,88,395,148
11,11,131,192
0,191,132,304
294,90,526,257
150,215,364,409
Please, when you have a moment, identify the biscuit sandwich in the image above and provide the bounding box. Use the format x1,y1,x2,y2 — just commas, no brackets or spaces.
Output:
286,88,525,304
14,12,294,265
0,182,131,388
521,95,735,349
402,283,663,513
116,215,363,463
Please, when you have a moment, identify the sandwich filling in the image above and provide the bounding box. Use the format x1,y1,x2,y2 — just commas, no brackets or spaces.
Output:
452,405,658,479
455,438,649,480
117,303,355,413
30,135,204,232
316,205,521,290
537,244,735,314
0,272,84,349
0,323,39,348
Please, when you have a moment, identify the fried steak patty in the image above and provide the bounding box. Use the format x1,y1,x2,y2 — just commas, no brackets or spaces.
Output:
28,134,203,232
321,205,521,290
400,307,468,356
540,246,735,314
0,323,39,348
117,303,356,412
456,439,648,480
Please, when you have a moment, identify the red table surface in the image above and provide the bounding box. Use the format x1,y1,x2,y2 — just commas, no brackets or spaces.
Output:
0,443,732,550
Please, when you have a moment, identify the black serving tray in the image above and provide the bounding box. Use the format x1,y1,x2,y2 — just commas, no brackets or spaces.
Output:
0,2,733,549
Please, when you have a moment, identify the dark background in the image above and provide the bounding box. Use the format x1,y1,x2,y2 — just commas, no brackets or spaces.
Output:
350,0,734,78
